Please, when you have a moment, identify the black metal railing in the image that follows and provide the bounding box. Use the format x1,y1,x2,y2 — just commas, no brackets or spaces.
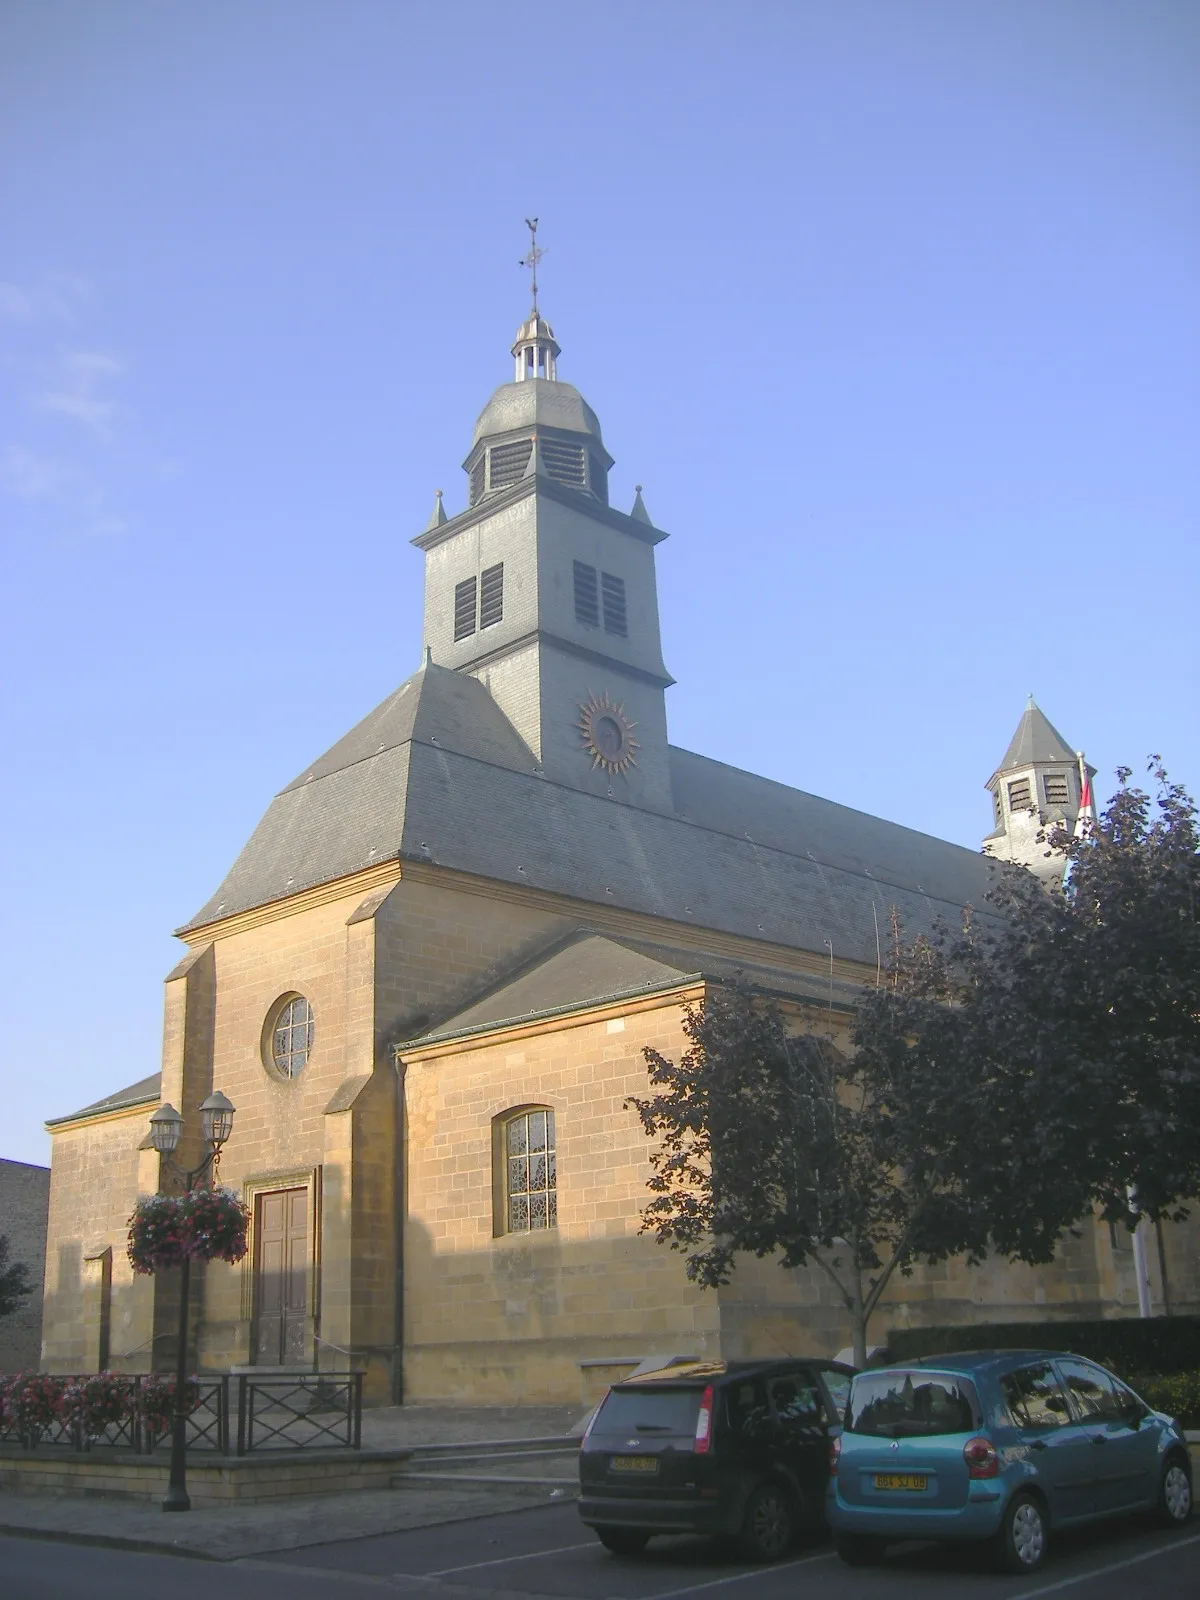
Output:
235,1373,362,1454
0,1372,361,1456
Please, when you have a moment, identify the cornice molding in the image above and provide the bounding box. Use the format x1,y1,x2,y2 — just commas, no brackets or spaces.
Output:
460,626,675,689
412,473,667,552
178,860,403,945
47,1098,159,1135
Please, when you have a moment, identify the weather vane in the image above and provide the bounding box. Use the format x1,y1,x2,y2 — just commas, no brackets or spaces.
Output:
519,217,545,314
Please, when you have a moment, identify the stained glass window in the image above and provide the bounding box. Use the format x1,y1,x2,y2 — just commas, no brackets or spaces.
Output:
505,1108,557,1232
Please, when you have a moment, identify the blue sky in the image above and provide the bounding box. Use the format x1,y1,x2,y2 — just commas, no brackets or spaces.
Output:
1,1,1196,1166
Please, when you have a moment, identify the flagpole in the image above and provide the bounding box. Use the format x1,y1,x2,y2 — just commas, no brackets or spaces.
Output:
1074,753,1154,1316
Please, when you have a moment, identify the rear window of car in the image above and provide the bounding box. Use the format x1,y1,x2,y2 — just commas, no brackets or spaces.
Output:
848,1371,979,1437
595,1386,702,1435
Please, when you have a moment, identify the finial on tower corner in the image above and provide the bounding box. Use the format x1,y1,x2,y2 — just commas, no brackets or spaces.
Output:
425,489,448,531
631,485,652,525
519,217,546,314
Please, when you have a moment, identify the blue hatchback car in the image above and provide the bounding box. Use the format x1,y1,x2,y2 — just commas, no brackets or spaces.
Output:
828,1350,1192,1574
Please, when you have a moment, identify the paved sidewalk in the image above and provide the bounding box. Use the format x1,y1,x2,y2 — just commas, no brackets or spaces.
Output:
0,1404,583,1563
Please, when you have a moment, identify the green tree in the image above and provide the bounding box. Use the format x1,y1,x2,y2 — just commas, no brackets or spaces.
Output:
0,1235,33,1319
628,939,1085,1368
629,762,1199,1364
971,760,1200,1226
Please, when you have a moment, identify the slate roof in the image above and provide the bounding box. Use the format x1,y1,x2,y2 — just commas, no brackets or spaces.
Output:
181,660,998,966
48,1072,161,1127
472,379,603,447
993,698,1076,777
406,931,862,1048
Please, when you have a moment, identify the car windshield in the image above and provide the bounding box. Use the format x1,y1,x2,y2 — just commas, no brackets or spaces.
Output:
595,1387,702,1435
848,1371,979,1437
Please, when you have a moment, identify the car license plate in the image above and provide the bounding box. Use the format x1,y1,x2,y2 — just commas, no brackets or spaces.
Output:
874,1472,928,1491
610,1455,658,1473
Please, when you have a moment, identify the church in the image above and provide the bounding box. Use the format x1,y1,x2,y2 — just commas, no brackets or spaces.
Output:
39,297,1186,1405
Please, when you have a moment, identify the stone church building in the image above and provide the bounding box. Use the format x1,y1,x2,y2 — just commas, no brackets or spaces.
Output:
39,309,1191,1404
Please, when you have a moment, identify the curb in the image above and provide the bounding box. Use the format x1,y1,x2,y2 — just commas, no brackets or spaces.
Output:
0,1521,217,1561
0,1481,578,1564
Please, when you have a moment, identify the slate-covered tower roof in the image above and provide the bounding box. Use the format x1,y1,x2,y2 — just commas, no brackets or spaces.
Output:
983,696,1091,884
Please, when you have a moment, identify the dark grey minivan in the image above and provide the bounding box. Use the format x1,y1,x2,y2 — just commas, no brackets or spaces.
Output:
579,1357,856,1561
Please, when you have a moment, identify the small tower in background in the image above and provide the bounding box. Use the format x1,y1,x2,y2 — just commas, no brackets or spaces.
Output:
983,697,1092,884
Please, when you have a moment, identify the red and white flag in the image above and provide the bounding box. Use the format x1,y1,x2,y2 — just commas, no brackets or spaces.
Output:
1073,756,1096,841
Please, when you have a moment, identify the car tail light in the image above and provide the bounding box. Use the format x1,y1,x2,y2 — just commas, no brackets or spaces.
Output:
579,1391,607,1446
828,1434,842,1477
693,1385,714,1454
963,1435,1000,1479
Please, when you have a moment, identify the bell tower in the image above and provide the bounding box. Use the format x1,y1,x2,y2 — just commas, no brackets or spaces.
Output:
983,697,1092,884
411,282,675,813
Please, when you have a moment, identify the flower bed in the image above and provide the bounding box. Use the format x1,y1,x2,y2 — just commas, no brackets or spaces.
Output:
59,1372,138,1438
0,1371,203,1448
127,1186,249,1274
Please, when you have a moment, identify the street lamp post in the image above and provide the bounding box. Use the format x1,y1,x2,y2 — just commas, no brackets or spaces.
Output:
148,1090,236,1513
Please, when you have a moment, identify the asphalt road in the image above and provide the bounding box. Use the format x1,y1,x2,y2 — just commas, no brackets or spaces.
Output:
4,1503,1200,1599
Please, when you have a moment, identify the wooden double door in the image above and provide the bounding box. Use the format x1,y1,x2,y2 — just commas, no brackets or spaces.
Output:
253,1187,309,1366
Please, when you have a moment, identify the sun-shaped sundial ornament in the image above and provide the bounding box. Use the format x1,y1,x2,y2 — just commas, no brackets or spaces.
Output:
578,692,639,777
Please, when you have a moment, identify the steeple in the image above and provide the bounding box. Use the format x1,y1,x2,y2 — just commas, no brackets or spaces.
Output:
983,696,1091,883
410,246,675,814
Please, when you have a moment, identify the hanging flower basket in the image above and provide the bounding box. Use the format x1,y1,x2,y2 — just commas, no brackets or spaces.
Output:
127,1186,250,1274
186,1185,250,1265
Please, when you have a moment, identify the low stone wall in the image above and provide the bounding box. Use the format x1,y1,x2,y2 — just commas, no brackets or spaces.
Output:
0,1445,410,1505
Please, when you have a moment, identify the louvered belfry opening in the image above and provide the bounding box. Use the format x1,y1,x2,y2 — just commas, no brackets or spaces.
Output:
479,563,504,629
539,437,587,489
488,438,533,490
454,576,478,641
574,560,599,627
601,572,627,636
467,432,611,506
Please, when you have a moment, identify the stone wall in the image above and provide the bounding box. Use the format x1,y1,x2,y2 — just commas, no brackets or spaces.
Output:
0,1159,50,1371
401,989,722,1403
41,1115,158,1372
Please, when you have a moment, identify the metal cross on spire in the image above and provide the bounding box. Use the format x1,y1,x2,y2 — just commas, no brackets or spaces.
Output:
519,217,546,313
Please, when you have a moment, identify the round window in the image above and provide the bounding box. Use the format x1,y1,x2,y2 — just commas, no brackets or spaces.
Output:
267,994,314,1079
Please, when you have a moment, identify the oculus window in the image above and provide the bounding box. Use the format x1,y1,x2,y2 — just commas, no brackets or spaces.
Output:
500,1108,557,1233
266,995,314,1080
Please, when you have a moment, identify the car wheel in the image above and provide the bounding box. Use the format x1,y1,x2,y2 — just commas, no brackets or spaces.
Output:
836,1533,886,1567
1156,1456,1193,1527
595,1527,651,1557
738,1481,795,1563
992,1491,1048,1575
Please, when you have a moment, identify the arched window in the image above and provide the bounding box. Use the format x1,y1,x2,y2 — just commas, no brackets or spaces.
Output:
496,1107,557,1233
